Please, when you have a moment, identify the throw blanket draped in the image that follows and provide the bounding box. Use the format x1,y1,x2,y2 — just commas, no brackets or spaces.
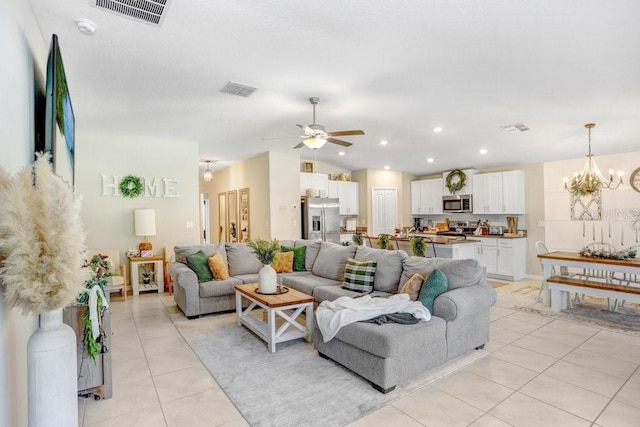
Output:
316,294,430,342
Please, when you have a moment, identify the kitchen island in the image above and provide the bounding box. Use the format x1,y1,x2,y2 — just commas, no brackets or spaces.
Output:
369,235,479,259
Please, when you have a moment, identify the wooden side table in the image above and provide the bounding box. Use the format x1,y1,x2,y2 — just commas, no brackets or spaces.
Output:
128,256,165,296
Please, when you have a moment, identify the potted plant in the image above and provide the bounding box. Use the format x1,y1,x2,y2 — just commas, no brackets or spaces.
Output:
377,234,391,250
410,236,427,257
352,232,364,247
0,153,90,425
246,238,280,293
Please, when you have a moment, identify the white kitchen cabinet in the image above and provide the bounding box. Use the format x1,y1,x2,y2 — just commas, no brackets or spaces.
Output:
472,170,525,214
328,181,359,215
300,173,329,197
473,173,503,214
411,178,442,215
474,237,526,281
502,170,525,214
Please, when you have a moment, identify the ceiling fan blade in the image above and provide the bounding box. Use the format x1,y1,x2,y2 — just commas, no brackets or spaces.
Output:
296,124,313,134
328,130,364,137
293,142,305,149
327,138,353,147
261,136,298,140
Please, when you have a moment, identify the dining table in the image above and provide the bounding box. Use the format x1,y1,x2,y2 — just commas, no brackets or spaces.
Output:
537,251,640,311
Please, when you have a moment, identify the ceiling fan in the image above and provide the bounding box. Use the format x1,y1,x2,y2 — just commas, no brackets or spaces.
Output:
271,97,365,150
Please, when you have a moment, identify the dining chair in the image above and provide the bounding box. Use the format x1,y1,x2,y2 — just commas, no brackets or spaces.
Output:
90,248,126,301
535,241,572,306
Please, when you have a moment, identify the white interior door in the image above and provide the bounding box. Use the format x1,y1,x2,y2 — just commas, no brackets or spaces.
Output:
372,188,397,236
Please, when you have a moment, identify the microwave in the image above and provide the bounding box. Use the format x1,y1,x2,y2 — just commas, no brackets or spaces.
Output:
442,195,473,213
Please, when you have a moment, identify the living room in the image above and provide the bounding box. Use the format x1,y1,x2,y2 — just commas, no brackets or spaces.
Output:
2,1,640,426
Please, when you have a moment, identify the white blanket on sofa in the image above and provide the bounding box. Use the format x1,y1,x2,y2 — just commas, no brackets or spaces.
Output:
316,294,431,342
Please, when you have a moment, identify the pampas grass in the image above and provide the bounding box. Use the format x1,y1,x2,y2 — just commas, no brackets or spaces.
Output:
0,153,90,315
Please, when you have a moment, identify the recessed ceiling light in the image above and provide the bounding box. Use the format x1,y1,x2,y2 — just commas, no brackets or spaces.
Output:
427,158,434,163
380,140,388,145
479,149,488,154
338,151,345,156
384,165,390,170
433,127,443,133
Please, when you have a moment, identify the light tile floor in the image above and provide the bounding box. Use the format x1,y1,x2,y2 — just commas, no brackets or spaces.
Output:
79,280,640,426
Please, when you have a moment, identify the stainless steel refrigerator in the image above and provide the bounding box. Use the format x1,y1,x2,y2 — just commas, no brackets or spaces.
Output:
301,197,340,243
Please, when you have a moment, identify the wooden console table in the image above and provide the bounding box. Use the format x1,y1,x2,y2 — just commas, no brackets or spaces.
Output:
128,255,164,296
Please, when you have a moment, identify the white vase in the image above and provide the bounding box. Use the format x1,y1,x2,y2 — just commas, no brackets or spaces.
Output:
28,308,78,427
258,264,277,294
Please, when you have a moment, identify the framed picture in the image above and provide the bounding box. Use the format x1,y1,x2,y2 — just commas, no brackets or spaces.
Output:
239,187,250,242
227,190,238,243
303,161,314,173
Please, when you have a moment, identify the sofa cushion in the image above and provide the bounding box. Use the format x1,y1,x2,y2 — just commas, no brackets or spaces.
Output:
418,268,448,313
398,273,425,301
294,239,321,271
329,316,446,359
175,244,227,264
271,251,294,273
342,258,377,293
225,243,263,276
198,276,243,298
312,242,356,281
186,251,213,283
207,253,229,280
313,285,392,303
281,245,306,271
233,273,260,284
399,256,440,287
435,258,484,290
281,273,339,297
355,246,407,293
280,239,295,248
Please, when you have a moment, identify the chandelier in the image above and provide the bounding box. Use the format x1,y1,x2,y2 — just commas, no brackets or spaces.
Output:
563,123,622,196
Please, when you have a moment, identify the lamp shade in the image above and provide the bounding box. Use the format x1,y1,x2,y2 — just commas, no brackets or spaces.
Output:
134,209,156,237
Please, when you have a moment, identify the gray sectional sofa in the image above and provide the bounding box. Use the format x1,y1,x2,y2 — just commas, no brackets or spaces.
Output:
170,239,496,392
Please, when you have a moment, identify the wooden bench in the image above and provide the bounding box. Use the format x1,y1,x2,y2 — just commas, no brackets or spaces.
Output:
547,275,640,312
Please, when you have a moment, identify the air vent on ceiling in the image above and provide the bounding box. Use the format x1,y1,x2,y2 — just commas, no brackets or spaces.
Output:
91,0,172,26
220,81,258,97
500,122,530,132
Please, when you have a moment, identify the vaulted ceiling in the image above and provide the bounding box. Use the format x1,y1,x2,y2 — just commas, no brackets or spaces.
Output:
30,0,640,176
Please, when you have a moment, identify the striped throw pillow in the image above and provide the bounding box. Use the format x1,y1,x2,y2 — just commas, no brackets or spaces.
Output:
342,258,377,293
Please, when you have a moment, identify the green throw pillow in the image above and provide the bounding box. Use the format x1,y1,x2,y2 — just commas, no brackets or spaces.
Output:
342,258,377,293
186,250,213,283
418,268,448,313
281,245,307,271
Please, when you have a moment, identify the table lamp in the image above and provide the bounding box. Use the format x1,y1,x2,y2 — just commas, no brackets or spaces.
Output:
134,209,156,255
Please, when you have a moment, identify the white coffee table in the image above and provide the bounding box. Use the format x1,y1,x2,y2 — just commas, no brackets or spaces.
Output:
234,283,314,353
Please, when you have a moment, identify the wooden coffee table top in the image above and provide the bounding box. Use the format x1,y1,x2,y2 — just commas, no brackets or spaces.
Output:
235,283,314,308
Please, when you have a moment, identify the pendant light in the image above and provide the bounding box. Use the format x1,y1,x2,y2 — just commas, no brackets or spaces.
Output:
203,160,213,182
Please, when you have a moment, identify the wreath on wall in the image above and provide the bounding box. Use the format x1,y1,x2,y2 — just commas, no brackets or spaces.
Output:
445,169,467,194
119,175,144,198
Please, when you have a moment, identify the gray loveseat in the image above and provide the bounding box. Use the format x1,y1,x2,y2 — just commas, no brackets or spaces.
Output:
170,240,496,392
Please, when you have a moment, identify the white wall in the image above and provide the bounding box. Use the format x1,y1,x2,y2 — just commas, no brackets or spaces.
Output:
75,130,201,260
0,1,48,425
270,151,303,239
543,150,640,253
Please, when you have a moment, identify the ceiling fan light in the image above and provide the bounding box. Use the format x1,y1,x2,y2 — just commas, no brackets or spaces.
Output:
303,136,327,149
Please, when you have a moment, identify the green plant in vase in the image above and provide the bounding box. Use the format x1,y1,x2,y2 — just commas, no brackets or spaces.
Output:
247,238,281,293
410,236,427,257
352,232,364,246
377,234,392,250
246,238,281,264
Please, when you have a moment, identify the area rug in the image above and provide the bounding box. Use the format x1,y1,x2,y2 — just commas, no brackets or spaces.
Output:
495,281,640,336
487,278,510,289
172,312,487,427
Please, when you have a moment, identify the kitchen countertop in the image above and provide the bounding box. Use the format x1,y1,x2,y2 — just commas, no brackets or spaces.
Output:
411,231,527,240
394,236,480,245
